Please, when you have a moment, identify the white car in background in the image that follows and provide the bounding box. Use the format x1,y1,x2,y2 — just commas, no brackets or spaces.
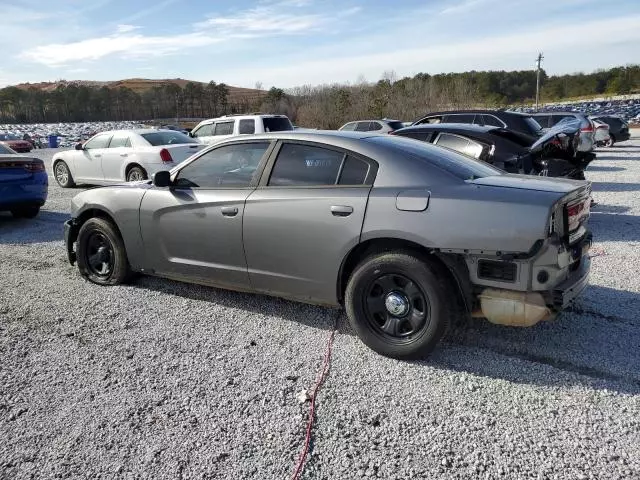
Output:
189,114,293,145
51,129,206,188
591,118,611,146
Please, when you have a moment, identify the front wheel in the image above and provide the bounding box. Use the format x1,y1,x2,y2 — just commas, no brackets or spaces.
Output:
603,136,614,147
76,217,130,285
345,252,450,359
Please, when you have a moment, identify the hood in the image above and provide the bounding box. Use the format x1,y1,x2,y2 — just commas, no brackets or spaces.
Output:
470,173,589,193
529,118,580,153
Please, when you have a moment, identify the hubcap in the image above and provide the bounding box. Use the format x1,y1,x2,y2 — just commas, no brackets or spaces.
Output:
85,232,114,277
56,164,68,184
128,170,143,182
385,292,409,317
364,273,430,339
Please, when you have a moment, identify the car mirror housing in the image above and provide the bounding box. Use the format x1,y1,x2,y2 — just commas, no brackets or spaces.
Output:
153,171,171,188
75,142,84,150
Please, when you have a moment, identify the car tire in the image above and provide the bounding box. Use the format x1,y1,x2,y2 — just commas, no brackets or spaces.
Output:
76,217,130,286
54,161,75,188
11,206,40,218
604,135,615,147
126,166,147,182
345,252,451,359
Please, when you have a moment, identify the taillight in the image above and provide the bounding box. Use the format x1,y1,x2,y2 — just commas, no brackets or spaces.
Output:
23,162,45,172
160,148,173,163
566,198,590,235
581,124,594,133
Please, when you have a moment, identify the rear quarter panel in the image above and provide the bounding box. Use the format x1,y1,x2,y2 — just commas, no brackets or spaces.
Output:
362,184,561,254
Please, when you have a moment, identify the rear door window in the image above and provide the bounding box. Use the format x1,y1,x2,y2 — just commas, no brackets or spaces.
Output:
239,119,256,134
443,114,475,124
369,122,383,131
268,143,344,186
482,115,504,127
214,121,235,136
109,133,131,148
395,131,431,142
338,156,370,185
355,122,370,132
434,132,471,154
420,116,442,124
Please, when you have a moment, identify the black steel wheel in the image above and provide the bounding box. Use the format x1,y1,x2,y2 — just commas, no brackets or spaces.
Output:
364,273,429,340
76,217,130,285
345,252,451,359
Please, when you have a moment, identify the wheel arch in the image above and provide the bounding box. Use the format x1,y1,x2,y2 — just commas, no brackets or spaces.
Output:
124,162,147,180
337,237,473,313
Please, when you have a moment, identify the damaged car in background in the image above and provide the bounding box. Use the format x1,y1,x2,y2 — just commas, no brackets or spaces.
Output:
392,119,591,180
63,131,592,359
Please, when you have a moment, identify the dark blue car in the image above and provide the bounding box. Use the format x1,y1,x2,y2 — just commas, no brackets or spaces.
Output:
0,143,48,218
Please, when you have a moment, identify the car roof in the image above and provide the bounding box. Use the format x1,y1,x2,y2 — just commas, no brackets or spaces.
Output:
534,111,587,117
398,123,498,133
197,114,289,125
419,110,532,117
93,129,181,135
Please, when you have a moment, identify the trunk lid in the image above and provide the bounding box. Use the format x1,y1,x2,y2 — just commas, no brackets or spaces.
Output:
161,144,206,163
0,155,41,182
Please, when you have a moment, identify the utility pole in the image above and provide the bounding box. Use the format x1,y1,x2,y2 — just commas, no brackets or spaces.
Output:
535,52,544,111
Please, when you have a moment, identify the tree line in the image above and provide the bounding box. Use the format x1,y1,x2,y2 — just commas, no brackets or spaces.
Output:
0,65,637,127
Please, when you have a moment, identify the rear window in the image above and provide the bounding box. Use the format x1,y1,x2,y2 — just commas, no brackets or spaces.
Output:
523,116,543,135
239,119,256,134
141,131,197,146
262,117,293,132
386,121,405,130
367,136,502,180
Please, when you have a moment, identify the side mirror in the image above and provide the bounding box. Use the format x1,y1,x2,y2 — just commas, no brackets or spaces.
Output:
153,171,171,188
188,131,194,137
75,142,84,150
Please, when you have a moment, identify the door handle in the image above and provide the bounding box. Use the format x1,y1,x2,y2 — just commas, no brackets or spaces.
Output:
94,154,102,158
120,153,128,157
221,206,239,217
331,205,353,217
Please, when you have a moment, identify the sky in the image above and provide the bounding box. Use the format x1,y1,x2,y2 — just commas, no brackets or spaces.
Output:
1,0,640,89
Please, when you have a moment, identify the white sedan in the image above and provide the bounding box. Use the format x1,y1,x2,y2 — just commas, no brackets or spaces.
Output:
51,129,206,188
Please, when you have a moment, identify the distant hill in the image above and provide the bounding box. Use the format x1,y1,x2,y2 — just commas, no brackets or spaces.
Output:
13,78,267,104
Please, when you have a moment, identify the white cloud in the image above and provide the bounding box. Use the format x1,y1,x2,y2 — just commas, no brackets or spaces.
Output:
440,0,493,15
115,24,139,33
216,14,640,87
195,8,325,35
22,31,223,67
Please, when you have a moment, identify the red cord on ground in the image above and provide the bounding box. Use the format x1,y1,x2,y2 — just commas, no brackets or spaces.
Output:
290,324,337,480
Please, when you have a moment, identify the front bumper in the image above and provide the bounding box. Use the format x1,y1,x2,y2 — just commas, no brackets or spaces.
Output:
64,219,79,265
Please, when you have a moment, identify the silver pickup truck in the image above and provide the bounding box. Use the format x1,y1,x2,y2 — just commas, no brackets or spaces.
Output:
63,132,592,359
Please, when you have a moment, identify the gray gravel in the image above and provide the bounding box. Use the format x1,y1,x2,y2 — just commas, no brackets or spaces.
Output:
1,141,640,479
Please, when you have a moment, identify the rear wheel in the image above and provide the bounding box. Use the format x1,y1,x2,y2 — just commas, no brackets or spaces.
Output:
76,217,130,285
11,206,40,218
126,166,147,182
345,252,450,359
604,135,615,147
54,161,75,188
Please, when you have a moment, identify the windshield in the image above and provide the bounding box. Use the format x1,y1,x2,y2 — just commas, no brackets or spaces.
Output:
140,131,197,146
368,136,502,180
0,143,16,154
262,117,293,132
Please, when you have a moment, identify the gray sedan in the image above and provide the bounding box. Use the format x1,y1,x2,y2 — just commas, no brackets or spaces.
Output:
64,131,593,359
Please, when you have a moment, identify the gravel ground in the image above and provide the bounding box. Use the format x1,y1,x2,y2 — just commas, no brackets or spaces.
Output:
1,140,639,480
